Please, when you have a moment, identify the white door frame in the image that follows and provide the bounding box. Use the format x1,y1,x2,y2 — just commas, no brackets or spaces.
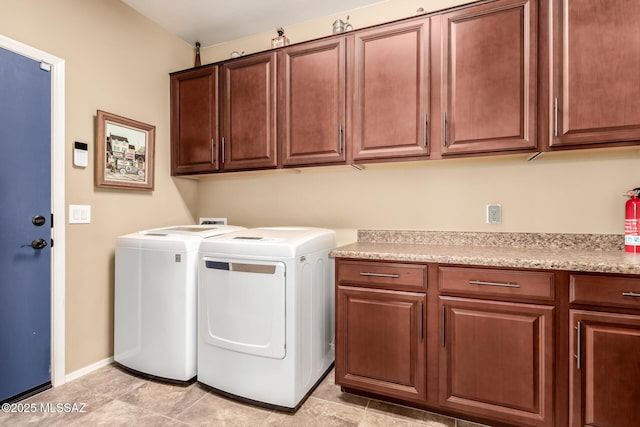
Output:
0,34,66,388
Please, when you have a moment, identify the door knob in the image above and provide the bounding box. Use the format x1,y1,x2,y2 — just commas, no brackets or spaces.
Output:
22,238,48,250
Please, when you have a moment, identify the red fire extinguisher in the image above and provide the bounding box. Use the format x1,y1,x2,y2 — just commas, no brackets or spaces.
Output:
625,188,640,253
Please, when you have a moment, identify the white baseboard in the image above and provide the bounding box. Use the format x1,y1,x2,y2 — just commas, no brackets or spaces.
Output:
64,356,114,383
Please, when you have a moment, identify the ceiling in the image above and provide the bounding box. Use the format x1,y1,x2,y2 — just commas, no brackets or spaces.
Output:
122,0,385,47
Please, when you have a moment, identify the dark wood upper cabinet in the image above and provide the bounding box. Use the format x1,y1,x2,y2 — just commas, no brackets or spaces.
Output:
438,0,538,155
170,0,640,176
221,52,278,171
350,19,430,161
170,66,219,175
548,0,640,148
279,38,347,166
439,296,554,427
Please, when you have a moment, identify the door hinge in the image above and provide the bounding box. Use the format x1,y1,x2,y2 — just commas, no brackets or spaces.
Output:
51,238,54,248
51,213,54,228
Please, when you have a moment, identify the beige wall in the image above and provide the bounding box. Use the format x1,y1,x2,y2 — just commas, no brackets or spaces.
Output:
197,0,640,245
197,147,640,246
200,0,473,63
2,0,639,375
0,0,197,372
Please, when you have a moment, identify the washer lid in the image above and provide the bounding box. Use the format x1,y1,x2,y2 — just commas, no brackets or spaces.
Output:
116,225,245,251
143,224,245,238
198,226,336,257
117,231,203,251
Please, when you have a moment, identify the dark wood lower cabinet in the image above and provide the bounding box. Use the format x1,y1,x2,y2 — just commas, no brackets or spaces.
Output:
336,259,640,427
335,285,427,402
570,310,640,427
439,297,555,427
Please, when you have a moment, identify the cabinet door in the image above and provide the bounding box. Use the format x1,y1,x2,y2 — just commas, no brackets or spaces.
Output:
549,0,640,148
336,285,426,402
570,310,640,427
440,0,537,154
439,297,554,427
221,53,277,171
351,19,430,161
170,66,219,175
279,38,346,166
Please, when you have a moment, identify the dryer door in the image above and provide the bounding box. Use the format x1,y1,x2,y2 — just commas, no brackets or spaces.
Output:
200,257,286,359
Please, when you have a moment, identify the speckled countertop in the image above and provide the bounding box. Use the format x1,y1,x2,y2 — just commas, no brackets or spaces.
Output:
329,230,640,275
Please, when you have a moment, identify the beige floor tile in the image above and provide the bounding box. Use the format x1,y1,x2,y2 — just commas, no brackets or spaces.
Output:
65,399,174,427
121,379,208,417
310,370,370,410
1,364,493,426
175,391,272,426
264,397,365,427
455,420,493,427
1,381,113,427
361,410,410,427
367,399,455,427
73,364,147,399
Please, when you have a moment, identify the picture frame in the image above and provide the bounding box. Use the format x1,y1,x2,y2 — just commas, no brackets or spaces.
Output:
95,110,155,190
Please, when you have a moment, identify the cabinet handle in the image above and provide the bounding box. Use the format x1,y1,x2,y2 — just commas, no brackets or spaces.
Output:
423,113,428,147
468,280,521,289
221,137,225,164
338,124,343,154
442,112,447,147
622,291,640,298
441,305,446,347
553,97,558,137
359,272,400,279
211,139,215,164
575,321,582,370
418,302,424,342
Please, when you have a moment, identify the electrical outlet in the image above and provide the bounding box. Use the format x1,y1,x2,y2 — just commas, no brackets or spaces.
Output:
486,204,502,224
199,217,227,225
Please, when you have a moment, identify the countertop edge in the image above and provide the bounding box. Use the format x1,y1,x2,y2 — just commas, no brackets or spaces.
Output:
330,244,640,275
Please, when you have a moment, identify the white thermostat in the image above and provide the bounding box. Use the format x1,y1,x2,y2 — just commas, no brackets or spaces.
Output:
74,141,88,167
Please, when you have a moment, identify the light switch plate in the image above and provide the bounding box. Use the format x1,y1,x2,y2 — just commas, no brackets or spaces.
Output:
69,204,91,224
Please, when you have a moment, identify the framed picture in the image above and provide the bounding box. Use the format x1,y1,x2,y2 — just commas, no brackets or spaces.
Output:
95,110,155,190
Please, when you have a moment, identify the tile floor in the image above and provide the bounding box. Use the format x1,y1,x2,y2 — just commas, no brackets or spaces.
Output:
0,364,491,426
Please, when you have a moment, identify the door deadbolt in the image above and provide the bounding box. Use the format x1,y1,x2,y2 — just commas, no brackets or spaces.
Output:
32,215,46,226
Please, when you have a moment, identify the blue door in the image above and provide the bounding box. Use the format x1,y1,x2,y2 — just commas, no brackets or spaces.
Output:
0,47,52,402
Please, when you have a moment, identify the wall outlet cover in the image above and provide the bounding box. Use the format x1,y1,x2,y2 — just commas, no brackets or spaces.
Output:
486,204,502,224
199,217,227,225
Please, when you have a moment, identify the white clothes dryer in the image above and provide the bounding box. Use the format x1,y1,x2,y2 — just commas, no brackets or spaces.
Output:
114,224,244,382
197,227,336,411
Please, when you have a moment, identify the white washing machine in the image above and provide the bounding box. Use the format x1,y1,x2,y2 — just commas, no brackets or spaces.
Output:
114,224,244,382
197,227,336,411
